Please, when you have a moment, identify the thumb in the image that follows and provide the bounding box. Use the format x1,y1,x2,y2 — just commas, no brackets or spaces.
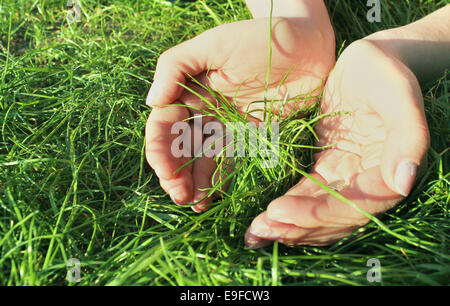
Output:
146,28,221,106
380,86,430,197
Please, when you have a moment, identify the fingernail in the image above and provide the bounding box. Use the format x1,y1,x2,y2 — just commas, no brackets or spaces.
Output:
191,205,202,214
146,81,157,106
245,233,271,249
394,160,418,196
169,193,179,205
245,235,262,249
191,205,202,213
169,187,187,205
245,241,268,250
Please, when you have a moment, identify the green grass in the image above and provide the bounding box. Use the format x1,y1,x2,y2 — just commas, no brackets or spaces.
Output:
0,0,449,286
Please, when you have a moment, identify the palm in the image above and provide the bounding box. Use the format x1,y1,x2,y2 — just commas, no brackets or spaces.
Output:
194,18,335,119
245,40,430,248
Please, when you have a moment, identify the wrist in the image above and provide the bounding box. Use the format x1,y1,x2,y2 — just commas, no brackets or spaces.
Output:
246,0,328,19
363,6,450,84
363,29,410,69
245,0,334,54
337,38,422,102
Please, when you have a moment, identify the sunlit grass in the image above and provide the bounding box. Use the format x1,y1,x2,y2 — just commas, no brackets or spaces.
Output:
0,0,448,285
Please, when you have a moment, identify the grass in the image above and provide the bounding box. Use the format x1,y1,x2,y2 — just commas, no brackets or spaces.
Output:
0,0,449,286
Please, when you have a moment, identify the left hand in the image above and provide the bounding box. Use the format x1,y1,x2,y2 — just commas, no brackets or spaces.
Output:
146,17,335,211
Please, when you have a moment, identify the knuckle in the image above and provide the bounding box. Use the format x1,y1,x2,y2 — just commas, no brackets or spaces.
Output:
157,49,174,66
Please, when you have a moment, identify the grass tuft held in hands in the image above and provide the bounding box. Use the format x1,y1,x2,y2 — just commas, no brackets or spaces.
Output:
0,0,448,285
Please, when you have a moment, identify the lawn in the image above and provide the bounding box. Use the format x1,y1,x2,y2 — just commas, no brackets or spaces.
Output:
0,0,448,286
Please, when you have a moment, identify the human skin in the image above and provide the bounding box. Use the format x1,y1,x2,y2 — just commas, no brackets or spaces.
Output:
245,5,450,248
145,0,335,211
145,1,449,247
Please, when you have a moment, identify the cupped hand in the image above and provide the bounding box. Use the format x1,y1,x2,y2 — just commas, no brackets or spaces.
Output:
245,39,430,248
145,16,335,210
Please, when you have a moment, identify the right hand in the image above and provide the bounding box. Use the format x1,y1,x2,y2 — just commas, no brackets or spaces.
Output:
145,16,335,211
244,39,430,248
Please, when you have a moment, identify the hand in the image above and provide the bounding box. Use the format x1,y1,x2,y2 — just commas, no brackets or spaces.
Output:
146,16,335,211
245,39,430,248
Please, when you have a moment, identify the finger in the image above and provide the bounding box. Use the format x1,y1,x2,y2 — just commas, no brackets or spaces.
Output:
313,148,363,185
182,75,263,129
245,230,273,249
191,154,216,212
266,165,402,229
379,83,429,196
146,29,222,106
283,226,357,246
245,211,308,249
145,105,194,204
179,78,220,118
246,166,401,247
245,213,358,248
192,123,234,212
282,172,328,197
